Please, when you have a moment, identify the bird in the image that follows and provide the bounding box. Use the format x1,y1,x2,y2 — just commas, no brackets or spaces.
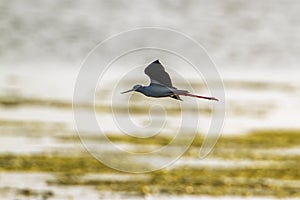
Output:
121,60,218,101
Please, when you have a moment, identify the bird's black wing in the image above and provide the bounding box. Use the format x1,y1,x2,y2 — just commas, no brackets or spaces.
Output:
144,60,175,88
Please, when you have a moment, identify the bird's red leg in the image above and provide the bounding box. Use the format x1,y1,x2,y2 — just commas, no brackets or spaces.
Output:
177,92,219,101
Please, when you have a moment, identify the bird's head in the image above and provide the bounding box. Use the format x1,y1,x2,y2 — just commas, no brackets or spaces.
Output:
121,84,143,94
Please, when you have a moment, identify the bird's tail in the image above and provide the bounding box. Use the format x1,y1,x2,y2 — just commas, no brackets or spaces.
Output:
174,90,219,101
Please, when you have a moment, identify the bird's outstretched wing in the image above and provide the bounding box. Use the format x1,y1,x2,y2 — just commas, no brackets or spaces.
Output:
144,60,175,88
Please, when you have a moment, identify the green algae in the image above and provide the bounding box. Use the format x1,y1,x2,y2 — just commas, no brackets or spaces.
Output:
0,154,113,174
1,129,300,197
58,129,300,149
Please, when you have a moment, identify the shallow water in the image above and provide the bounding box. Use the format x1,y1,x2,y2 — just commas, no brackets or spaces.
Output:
1,66,300,199
1,66,300,134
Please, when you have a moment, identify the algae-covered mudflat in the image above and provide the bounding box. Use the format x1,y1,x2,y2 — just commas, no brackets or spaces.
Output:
1,129,300,199
1,68,300,199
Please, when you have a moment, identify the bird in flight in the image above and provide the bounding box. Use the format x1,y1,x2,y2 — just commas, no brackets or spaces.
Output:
121,60,218,101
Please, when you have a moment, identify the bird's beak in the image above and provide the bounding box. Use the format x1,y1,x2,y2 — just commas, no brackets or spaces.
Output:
121,89,135,94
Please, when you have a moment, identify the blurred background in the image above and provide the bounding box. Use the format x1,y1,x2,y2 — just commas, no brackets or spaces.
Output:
1,0,300,199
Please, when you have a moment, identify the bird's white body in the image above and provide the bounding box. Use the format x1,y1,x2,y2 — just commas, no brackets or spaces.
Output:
142,84,174,97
